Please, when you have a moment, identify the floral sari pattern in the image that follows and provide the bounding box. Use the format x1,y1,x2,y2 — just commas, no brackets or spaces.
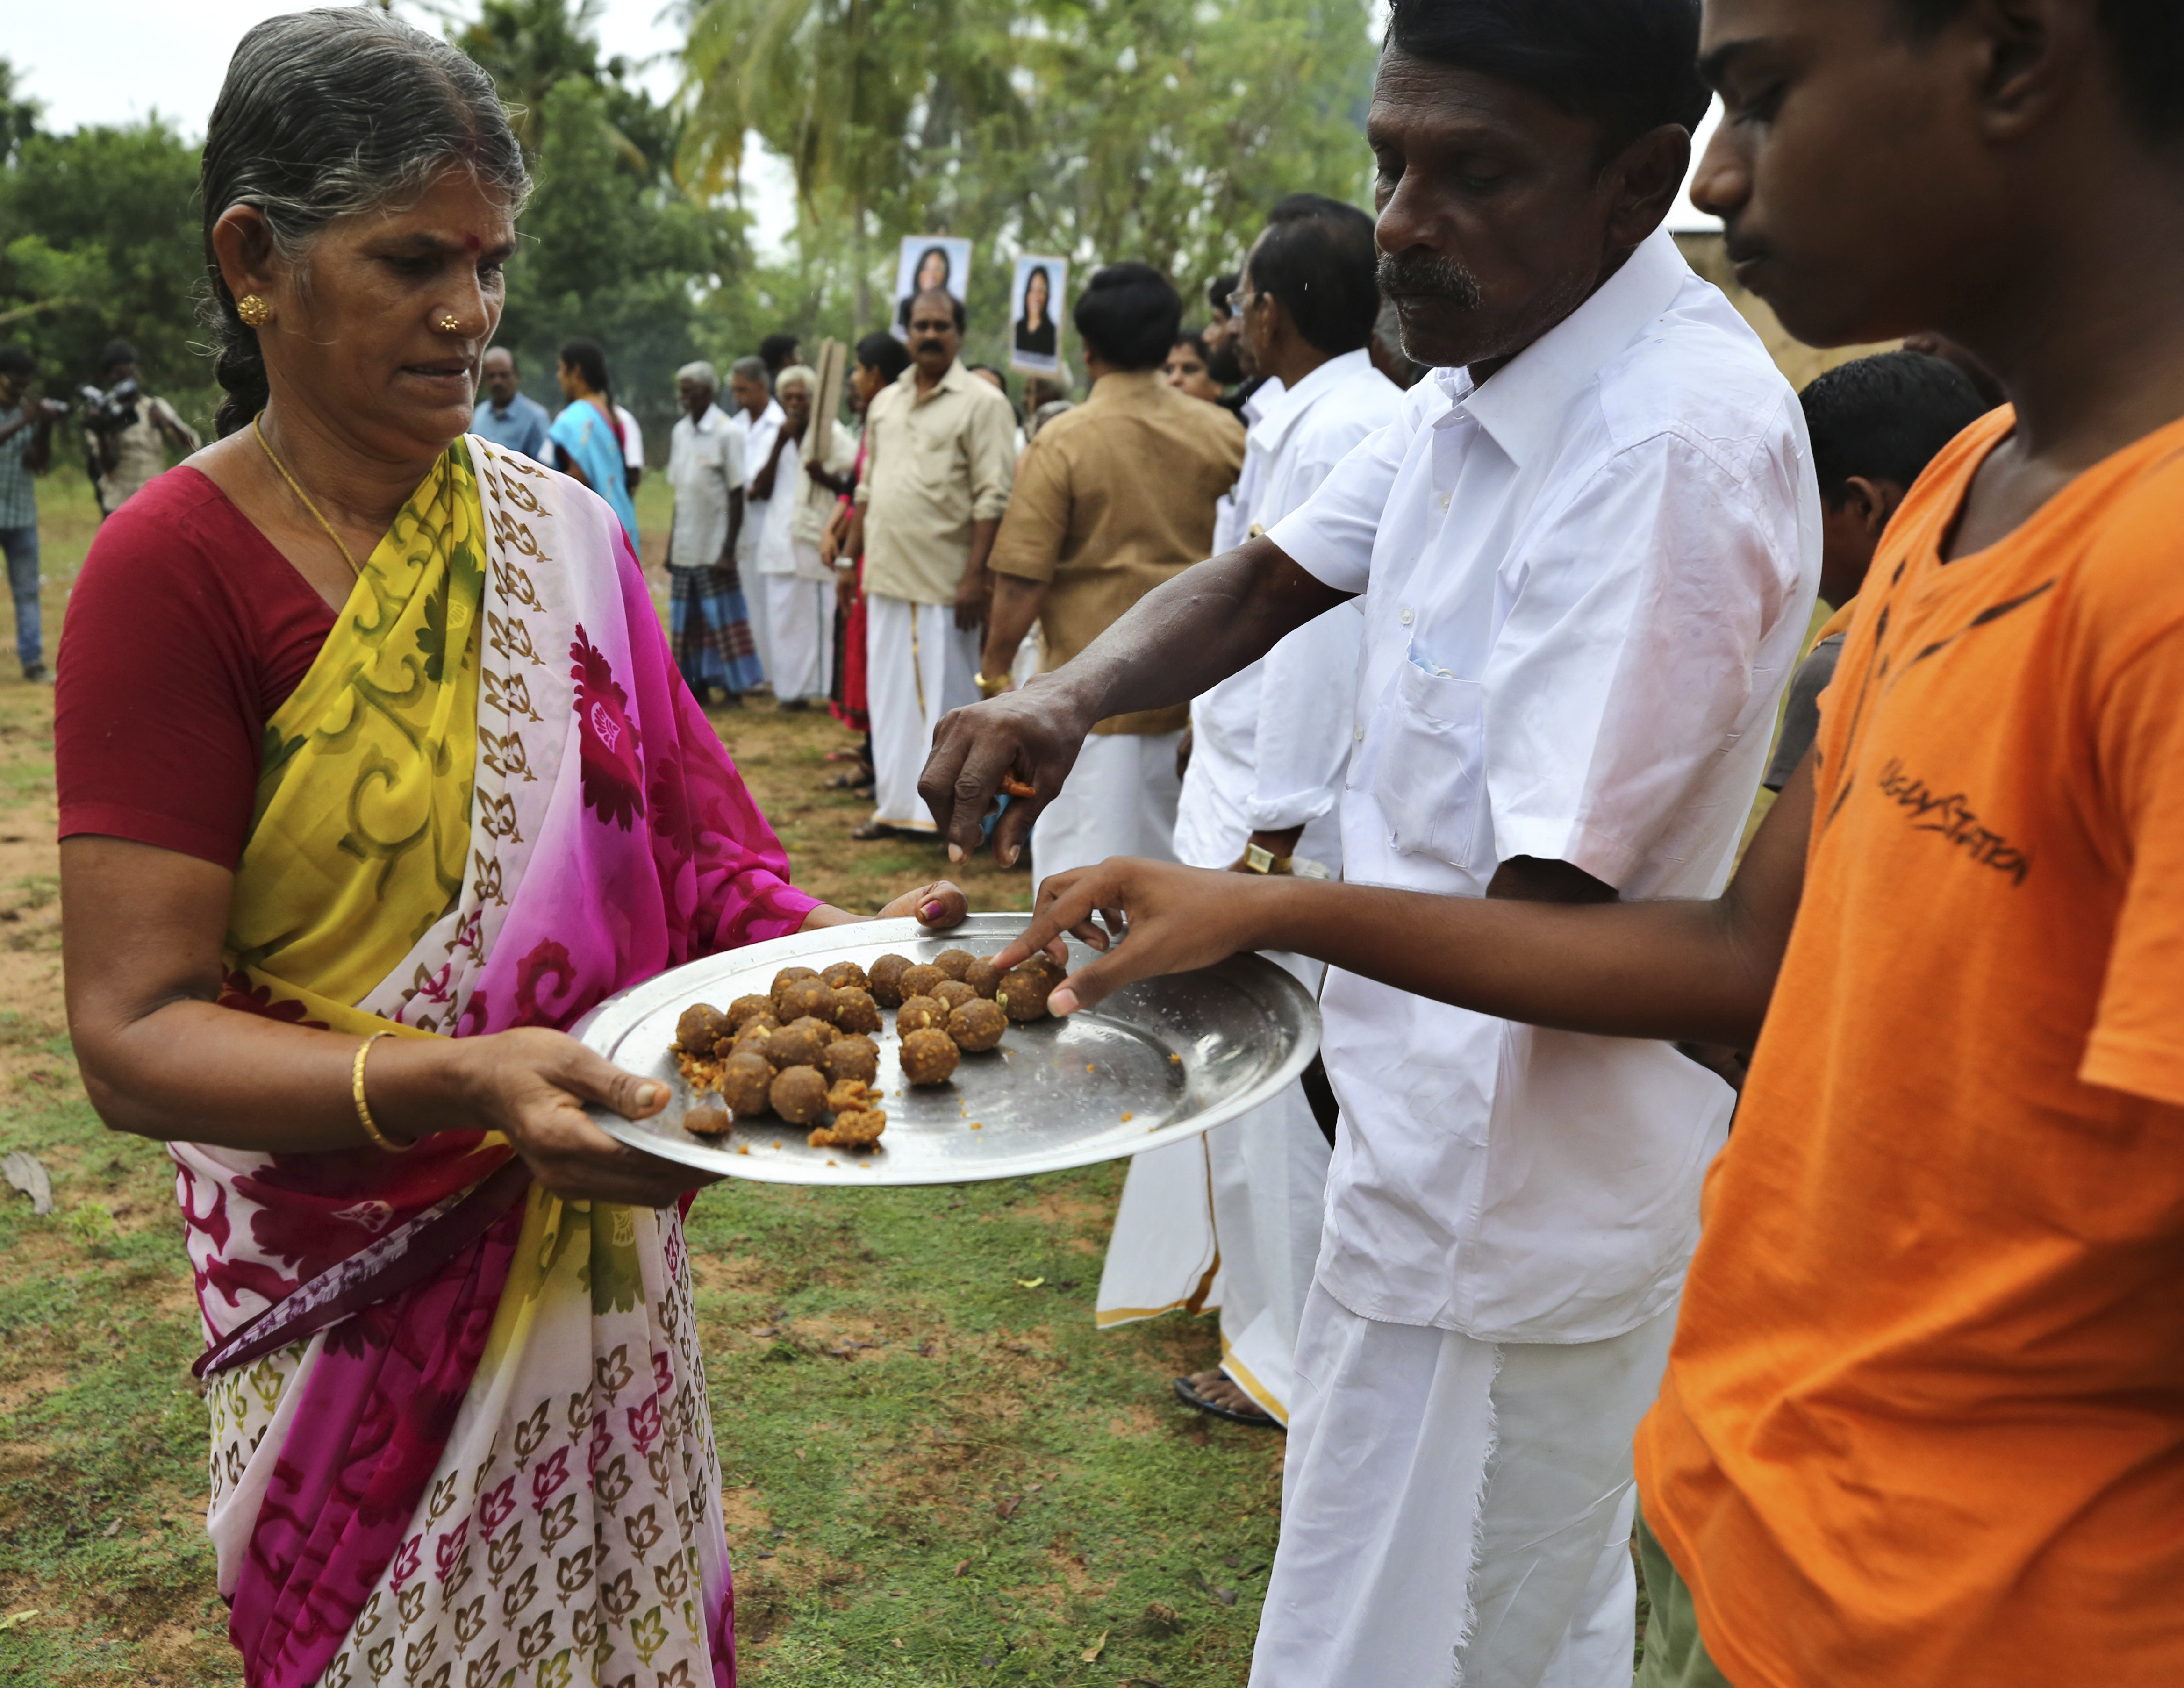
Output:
179,439,817,1688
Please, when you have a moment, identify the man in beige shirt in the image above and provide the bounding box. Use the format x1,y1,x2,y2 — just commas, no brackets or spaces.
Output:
974,262,1245,882
850,288,1017,837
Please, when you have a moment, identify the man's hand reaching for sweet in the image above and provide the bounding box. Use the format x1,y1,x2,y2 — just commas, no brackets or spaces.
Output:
988,857,1282,1015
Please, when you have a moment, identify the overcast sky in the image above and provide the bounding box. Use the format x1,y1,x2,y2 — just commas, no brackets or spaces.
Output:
9,0,1720,243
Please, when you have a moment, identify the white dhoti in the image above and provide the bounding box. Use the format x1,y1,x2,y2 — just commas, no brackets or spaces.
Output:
1028,729,1183,881
760,554,835,702
1249,1284,1678,1688
1092,718,1342,1421
866,592,980,832
737,529,772,687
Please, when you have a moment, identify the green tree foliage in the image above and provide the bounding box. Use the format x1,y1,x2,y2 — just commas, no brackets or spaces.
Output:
681,0,1377,356
450,0,747,456
0,62,211,430
496,75,744,445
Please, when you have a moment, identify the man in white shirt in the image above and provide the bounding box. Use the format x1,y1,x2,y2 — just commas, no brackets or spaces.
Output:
751,363,859,707
1097,195,1401,1431
725,355,785,688
665,360,763,704
612,400,646,494
921,2,1820,1681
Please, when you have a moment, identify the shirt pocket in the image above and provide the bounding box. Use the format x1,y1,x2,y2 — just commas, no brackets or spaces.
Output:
1372,656,1488,868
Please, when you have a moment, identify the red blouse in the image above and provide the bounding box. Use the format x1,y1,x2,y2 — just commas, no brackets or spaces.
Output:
56,468,339,867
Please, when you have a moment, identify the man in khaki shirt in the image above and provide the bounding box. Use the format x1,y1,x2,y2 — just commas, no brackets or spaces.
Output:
975,262,1245,882
849,288,1017,837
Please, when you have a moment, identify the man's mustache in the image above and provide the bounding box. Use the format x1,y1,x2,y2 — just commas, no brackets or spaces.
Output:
916,339,947,355
1377,250,1484,309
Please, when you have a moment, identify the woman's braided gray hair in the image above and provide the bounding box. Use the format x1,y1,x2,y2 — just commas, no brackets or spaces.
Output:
199,8,530,437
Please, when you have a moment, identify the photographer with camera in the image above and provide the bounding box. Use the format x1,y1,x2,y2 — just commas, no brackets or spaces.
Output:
0,346,63,684
80,341,199,517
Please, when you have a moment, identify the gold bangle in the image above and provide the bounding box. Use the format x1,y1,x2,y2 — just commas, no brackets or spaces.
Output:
352,1030,413,1153
975,671,1012,697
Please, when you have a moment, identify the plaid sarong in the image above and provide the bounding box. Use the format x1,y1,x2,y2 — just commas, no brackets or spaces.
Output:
669,561,765,695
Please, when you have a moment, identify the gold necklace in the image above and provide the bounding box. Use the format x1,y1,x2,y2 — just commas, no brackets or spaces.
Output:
252,412,362,578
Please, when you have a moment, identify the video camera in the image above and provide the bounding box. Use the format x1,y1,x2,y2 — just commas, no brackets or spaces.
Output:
77,378,142,436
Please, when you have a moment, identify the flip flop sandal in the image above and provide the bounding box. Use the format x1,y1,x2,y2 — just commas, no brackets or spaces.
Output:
1173,1373,1282,1428
823,771,874,791
850,821,901,842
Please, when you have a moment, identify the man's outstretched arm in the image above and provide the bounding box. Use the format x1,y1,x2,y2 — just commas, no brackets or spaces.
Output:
996,752,1816,1051
920,535,1349,863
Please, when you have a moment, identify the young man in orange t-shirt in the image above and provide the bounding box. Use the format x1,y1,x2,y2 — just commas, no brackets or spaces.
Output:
923,1,2184,1682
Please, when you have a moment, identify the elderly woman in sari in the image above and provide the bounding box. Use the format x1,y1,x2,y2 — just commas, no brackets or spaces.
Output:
51,13,968,1686
551,335,641,547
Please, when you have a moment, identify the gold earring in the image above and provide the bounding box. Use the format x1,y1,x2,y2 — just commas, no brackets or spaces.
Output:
236,294,272,328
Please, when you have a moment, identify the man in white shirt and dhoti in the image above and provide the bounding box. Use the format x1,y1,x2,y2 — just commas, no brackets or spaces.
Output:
921,0,1821,1680
751,362,860,708
849,289,1017,839
726,355,784,687
1095,195,1402,1431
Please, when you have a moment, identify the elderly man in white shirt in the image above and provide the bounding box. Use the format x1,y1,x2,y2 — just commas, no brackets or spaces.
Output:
1096,195,1401,1433
921,3,1821,1682
664,360,763,702
725,355,785,687
751,363,860,707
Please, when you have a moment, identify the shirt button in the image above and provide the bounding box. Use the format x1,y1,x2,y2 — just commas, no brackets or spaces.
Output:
1353,725,1366,743
1399,607,1414,626
1439,493,1451,512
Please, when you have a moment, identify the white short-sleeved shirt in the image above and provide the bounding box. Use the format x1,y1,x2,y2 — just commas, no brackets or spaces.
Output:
613,403,646,471
1267,229,1821,1343
1191,349,1402,838
666,405,744,569
728,400,784,564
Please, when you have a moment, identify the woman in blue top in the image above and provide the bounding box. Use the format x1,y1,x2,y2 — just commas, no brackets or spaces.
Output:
547,336,638,545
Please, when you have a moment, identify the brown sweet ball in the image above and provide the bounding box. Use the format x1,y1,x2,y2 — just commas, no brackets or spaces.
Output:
819,1034,881,1087
1018,951,1068,991
720,1052,777,1116
820,960,871,994
675,1003,730,1057
683,1095,733,1136
730,1022,776,1061
809,1108,887,1149
765,1022,829,1071
867,953,913,1008
769,1065,830,1125
964,957,1005,1000
776,975,838,1023
896,994,947,1035
947,999,1009,1053
996,964,1055,1023
831,986,882,1036
787,1014,839,1047
931,979,978,1014
899,1027,961,1087
771,966,820,994
726,994,778,1030
899,962,948,1001
825,1077,878,1115
933,948,976,981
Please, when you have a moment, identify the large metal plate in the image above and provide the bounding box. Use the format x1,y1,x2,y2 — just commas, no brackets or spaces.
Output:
573,914,1318,1187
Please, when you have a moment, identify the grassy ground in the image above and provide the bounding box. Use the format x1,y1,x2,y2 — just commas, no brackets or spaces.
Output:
0,466,1282,1687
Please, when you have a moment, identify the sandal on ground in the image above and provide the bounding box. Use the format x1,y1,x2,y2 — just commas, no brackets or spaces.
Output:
823,770,874,791
850,820,902,841
1173,1371,1281,1428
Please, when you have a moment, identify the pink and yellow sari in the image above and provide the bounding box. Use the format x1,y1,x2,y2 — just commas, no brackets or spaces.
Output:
174,437,816,1688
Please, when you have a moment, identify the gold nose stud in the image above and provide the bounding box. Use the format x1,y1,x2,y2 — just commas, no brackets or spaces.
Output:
437,314,462,333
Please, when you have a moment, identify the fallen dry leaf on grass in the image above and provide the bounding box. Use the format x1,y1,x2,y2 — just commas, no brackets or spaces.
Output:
1081,1630,1108,1662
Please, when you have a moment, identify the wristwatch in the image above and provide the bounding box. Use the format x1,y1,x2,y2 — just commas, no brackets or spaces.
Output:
975,671,1012,698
